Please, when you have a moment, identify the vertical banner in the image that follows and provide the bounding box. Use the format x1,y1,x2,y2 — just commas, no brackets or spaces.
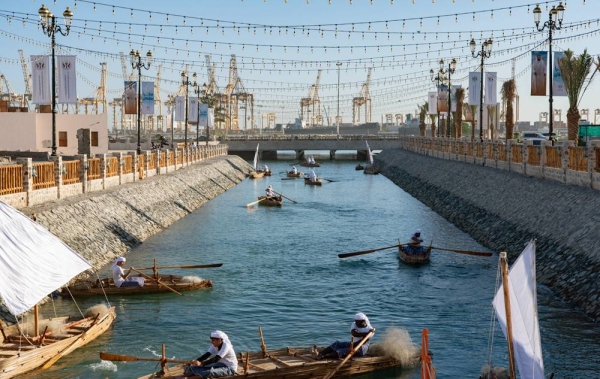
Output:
124,81,137,115
141,81,154,115
57,55,77,104
437,84,449,113
428,92,437,115
484,72,497,105
531,51,548,96
208,108,214,128
174,96,185,122
199,103,209,126
31,55,50,105
468,72,481,106
464,103,473,121
450,85,461,112
188,97,199,123
553,52,567,97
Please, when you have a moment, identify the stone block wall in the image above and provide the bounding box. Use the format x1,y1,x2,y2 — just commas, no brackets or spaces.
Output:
376,148,600,321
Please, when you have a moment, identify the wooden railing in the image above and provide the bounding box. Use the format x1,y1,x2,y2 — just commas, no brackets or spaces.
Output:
148,153,157,170
498,145,507,162
138,154,145,179
486,144,494,160
87,158,101,180
33,162,55,190
176,150,183,164
0,165,23,195
511,146,523,164
62,160,80,185
168,152,175,166
527,146,541,166
545,147,561,169
106,157,119,177
123,155,133,174
568,147,588,172
159,152,167,168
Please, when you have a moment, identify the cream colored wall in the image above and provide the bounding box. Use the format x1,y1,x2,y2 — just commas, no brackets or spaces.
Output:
0,112,108,155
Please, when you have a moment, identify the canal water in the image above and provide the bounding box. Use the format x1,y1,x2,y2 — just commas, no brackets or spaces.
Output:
28,158,600,379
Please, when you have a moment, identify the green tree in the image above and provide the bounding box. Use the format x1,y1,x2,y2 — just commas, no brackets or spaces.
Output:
558,49,599,141
501,79,516,141
418,101,428,137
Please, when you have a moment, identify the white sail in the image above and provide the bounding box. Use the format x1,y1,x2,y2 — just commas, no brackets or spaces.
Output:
366,141,374,166
492,241,544,379
253,144,259,170
0,201,92,316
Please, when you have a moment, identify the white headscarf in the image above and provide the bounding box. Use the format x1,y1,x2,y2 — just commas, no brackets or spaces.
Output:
210,330,231,346
111,256,126,270
354,312,371,327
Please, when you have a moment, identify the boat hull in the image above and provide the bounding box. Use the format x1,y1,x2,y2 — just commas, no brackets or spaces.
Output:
138,345,419,379
258,196,283,207
250,171,265,179
363,166,379,175
398,246,431,266
0,307,116,379
286,171,303,178
300,162,321,167
304,178,323,186
63,276,213,296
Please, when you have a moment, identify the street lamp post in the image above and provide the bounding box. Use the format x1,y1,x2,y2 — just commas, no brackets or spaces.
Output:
429,66,445,136
166,94,175,149
193,80,209,147
534,2,565,145
181,72,195,148
470,38,493,142
436,59,457,137
336,62,342,135
129,49,152,155
38,4,73,156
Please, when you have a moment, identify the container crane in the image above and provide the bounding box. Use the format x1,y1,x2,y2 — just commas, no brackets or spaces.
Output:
18,49,32,108
352,67,372,125
300,69,322,127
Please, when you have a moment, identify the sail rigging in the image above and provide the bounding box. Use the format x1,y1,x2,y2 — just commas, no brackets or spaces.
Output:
366,141,374,167
253,144,259,170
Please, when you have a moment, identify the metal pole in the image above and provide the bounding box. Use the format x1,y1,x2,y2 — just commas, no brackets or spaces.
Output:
170,99,174,149
479,49,485,142
184,76,189,148
336,62,341,134
50,18,57,156
136,59,142,155
448,68,452,138
548,14,554,145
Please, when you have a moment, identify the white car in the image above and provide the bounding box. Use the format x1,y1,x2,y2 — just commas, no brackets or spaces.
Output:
521,132,547,145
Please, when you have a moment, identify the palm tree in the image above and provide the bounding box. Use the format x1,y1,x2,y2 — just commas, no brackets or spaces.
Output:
501,79,516,140
558,49,599,141
430,114,437,138
418,101,428,137
470,105,477,141
454,88,465,138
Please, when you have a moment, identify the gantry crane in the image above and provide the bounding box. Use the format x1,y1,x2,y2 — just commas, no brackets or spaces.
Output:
300,69,322,127
18,49,32,108
221,54,254,132
0,73,28,108
352,67,372,125
78,62,107,114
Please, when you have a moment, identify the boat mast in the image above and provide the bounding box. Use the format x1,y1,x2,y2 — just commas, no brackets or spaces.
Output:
500,252,517,379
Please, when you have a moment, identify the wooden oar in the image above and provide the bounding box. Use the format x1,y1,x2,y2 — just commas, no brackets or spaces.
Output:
431,246,493,257
99,352,191,365
272,190,298,204
134,263,223,270
131,268,183,296
338,244,405,258
322,329,375,379
247,199,262,207
323,178,337,182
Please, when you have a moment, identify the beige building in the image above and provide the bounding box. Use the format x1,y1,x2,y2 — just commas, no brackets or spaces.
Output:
0,111,108,155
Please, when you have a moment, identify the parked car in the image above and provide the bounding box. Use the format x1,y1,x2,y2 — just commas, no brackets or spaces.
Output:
521,132,547,146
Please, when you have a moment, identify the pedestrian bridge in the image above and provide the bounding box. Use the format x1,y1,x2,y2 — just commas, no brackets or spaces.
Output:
221,134,402,160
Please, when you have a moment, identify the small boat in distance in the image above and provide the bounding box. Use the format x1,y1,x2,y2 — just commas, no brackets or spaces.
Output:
398,240,432,266
304,177,323,186
363,141,380,175
250,144,264,179
286,170,304,178
63,275,213,297
355,163,364,171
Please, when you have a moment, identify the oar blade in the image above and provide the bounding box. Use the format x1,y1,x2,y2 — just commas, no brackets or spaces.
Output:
431,247,493,257
134,263,223,270
338,244,400,258
100,352,152,362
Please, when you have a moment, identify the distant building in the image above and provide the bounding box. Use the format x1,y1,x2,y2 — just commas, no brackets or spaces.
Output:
515,121,531,131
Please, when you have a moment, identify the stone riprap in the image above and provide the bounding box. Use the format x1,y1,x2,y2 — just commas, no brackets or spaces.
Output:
376,148,600,321
23,155,252,275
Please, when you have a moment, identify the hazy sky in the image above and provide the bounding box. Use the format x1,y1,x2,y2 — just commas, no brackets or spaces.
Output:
0,0,598,128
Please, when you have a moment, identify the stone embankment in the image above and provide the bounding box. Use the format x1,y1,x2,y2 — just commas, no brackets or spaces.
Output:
25,155,252,275
376,148,600,321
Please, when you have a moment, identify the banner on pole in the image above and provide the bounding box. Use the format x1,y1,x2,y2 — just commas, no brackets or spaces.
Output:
31,55,50,105
124,81,137,115
57,55,77,104
484,72,497,105
553,52,567,97
468,72,481,106
428,92,437,115
437,84,449,113
531,51,548,96
188,97,199,123
174,96,185,122
141,81,154,115
450,85,461,112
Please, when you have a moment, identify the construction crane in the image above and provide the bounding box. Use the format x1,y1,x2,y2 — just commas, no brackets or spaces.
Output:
18,49,32,108
0,73,27,108
352,67,373,125
79,62,108,115
300,69,322,127
221,54,254,132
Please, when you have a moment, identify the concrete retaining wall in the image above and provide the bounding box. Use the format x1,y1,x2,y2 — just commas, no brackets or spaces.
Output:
376,148,600,321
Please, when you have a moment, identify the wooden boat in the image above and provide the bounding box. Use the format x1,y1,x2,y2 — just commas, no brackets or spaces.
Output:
363,166,380,175
286,170,303,178
62,274,213,297
0,200,116,378
263,170,273,176
355,164,364,171
130,333,422,379
250,170,265,179
250,144,263,178
363,141,380,175
398,241,432,266
300,161,321,167
304,177,323,186
258,195,283,207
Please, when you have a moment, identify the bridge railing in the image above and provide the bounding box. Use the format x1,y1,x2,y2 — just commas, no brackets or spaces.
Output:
398,136,600,191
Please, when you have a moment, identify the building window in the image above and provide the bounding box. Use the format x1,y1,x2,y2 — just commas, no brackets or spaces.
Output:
59,132,68,147
91,131,99,146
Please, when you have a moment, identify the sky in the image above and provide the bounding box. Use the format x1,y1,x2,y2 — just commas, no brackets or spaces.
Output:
0,0,599,130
